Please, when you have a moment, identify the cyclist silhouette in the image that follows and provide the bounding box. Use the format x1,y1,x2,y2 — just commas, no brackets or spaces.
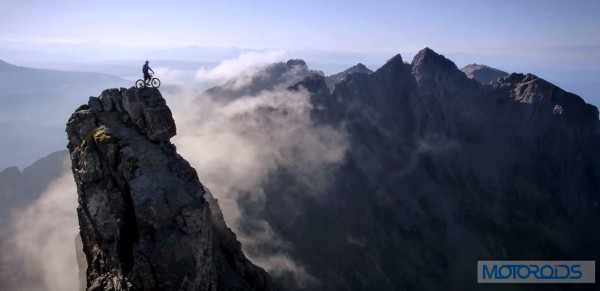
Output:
143,60,154,84
136,61,161,89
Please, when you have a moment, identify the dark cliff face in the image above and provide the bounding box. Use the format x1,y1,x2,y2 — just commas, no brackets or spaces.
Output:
66,87,275,291
204,50,600,290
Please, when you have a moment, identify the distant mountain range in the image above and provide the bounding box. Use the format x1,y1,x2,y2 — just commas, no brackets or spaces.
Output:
0,59,129,169
0,59,126,95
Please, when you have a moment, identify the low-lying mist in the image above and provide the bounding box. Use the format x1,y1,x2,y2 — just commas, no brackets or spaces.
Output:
171,51,348,287
1,158,79,291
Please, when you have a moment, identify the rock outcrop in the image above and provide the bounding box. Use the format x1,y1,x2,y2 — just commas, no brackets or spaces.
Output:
66,87,275,291
461,63,508,84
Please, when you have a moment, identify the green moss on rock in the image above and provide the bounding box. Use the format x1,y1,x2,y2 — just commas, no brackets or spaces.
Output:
93,127,119,143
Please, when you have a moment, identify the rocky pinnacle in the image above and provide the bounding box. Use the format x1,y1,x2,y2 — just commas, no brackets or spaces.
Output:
66,87,275,291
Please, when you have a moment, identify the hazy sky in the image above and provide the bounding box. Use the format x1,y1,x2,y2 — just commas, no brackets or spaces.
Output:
0,0,598,102
2,0,598,55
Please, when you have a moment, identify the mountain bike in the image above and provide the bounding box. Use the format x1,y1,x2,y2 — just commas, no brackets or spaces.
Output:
136,74,161,89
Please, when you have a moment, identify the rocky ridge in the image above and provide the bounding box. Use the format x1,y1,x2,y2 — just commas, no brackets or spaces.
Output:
66,87,275,291
203,48,600,290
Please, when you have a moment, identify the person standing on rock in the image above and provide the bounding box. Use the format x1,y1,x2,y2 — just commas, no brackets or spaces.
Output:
143,60,154,84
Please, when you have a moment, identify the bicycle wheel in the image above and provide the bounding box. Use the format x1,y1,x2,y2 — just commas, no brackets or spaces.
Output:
151,78,161,88
135,79,145,89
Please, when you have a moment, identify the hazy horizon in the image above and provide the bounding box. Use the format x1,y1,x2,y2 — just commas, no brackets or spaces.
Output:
1,42,598,105
1,0,599,169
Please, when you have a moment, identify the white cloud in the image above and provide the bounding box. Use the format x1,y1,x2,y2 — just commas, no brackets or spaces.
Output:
172,87,347,227
195,50,285,88
153,67,188,84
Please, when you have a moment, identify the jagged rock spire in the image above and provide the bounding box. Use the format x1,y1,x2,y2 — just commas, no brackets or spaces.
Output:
66,87,275,291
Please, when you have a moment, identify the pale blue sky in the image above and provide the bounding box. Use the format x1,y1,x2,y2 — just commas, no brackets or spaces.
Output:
1,0,598,54
0,0,598,102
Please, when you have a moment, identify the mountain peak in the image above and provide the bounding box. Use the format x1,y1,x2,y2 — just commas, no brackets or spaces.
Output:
462,63,489,70
372,53,410,78
461,63,508,84
291,71,329,95
325,63,373,89
385,54,404,66
411,47,454,68
285,58,307,68
66,87,275,290
204,58,314,100
410,47,469,88
348,63,372,73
